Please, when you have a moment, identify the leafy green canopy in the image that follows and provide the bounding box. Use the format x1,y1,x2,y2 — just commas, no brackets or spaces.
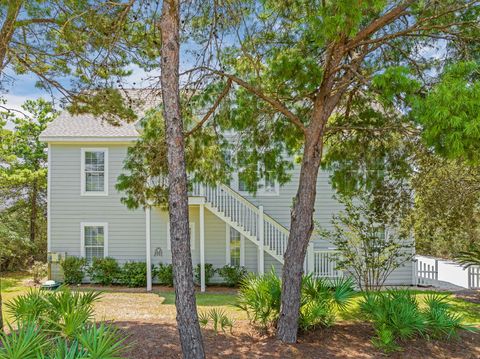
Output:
116,104,230,209
0,99,56,269
1,0,159,120
189,0,480,193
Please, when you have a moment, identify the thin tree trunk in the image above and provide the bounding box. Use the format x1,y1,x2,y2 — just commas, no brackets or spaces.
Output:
277,130,324,343
30,179,38,243
0,0,22,72
159,1,205,358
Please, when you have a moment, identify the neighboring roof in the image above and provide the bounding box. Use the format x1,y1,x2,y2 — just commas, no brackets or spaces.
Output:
39,112,139,142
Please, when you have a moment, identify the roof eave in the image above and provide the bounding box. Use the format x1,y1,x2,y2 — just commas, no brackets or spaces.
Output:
39,136,138,143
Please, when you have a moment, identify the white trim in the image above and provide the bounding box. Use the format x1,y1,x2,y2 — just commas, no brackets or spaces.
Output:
146,207,152,291
81,148,108,196
226,225,244,266
200,204,205,292
225,224,230,265
40,136,137,143
80,222,108,259
240,235,245,267
167,222,195,251
47,143,51,252
258,206,265,274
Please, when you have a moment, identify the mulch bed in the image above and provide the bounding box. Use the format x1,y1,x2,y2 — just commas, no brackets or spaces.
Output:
455,290,480,304
114,320,480,359
88,287,480,358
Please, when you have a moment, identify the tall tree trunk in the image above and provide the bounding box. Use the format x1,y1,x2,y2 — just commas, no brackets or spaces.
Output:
277,129,324,343
160,1,205,358
30,179,38,243
0,0,22,72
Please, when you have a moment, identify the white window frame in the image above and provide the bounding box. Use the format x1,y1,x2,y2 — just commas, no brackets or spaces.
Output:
167,222,195,251
81,148,108,196
225,225,245,266
80,222,108,259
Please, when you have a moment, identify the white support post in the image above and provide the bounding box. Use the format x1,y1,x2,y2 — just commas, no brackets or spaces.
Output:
200,203,206,292
225,224,230,265
146,206,152,292
258,206,264,275
307,242,315,275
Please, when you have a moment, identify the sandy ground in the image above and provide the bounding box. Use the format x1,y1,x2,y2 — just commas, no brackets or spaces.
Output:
92,290,480,359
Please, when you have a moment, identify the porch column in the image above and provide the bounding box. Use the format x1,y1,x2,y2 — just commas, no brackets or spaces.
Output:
146,206,152,292
258,205,264,275
200,203,206,292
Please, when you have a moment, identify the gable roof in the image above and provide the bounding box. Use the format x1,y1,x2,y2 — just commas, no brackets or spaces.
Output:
39,112,139,142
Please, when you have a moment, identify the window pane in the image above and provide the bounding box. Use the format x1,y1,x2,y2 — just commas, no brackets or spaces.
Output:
86,172,104,192
230,228,241,267
85,151,104,171
85,246,104,262
85,226,104,246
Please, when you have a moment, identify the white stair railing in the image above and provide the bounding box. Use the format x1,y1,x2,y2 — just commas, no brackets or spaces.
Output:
313,251,342,278
192,183,288,263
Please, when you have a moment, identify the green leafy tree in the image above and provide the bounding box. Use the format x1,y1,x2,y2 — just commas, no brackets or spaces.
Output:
320,193,414,291
198,0,480,342
0,99,56,270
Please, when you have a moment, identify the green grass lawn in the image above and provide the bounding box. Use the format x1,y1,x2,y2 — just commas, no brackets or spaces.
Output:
2,271,479,328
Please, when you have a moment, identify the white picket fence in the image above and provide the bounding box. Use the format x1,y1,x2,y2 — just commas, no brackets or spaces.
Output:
415,255,480,289
469,266,480,289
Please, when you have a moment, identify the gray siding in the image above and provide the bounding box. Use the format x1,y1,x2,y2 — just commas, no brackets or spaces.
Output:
49,142,413,286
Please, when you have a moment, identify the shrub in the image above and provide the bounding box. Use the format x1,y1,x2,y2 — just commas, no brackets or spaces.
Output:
236,270,281,329
217,265,247,287
237,270,355,331
360,289,473,352
1,287,127,357
299,275,355,331
121,262,158,287
87,257,121,285
157,263,174,286
30,261,48,284
199,308,234,333
194,263,216,285
60,256,86,285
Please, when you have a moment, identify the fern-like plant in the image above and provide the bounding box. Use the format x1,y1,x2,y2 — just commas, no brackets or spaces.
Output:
454,247,480,268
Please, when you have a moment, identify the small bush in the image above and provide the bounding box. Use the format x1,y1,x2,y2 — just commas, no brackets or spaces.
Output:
121,262,158,287
194,263,216,285
360,289,473,352
1,287,127,357
236,269,281,329
60,256,86,284
87,257,121,285
157,263,174,286
237,270,355,331
30,261,48,284
199,308,234,333
217,265,247,287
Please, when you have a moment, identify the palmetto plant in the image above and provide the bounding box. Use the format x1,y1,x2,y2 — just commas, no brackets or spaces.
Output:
360,289,474,353
454,247,480,268
1,287,128,358
237,269,355,332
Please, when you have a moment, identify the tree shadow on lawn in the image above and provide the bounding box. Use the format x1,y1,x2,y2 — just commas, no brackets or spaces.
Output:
110,320,480,359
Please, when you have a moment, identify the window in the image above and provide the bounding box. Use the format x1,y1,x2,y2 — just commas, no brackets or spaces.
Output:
230,227,241,266
238,171,279,195
226,226,244,266
81,148,108,195
81,223,108,263
167,222,195,250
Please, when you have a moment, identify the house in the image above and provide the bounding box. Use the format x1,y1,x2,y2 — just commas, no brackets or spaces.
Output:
39,110,415,291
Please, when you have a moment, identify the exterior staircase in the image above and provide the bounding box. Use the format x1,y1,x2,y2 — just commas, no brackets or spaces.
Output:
192,183,289,265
